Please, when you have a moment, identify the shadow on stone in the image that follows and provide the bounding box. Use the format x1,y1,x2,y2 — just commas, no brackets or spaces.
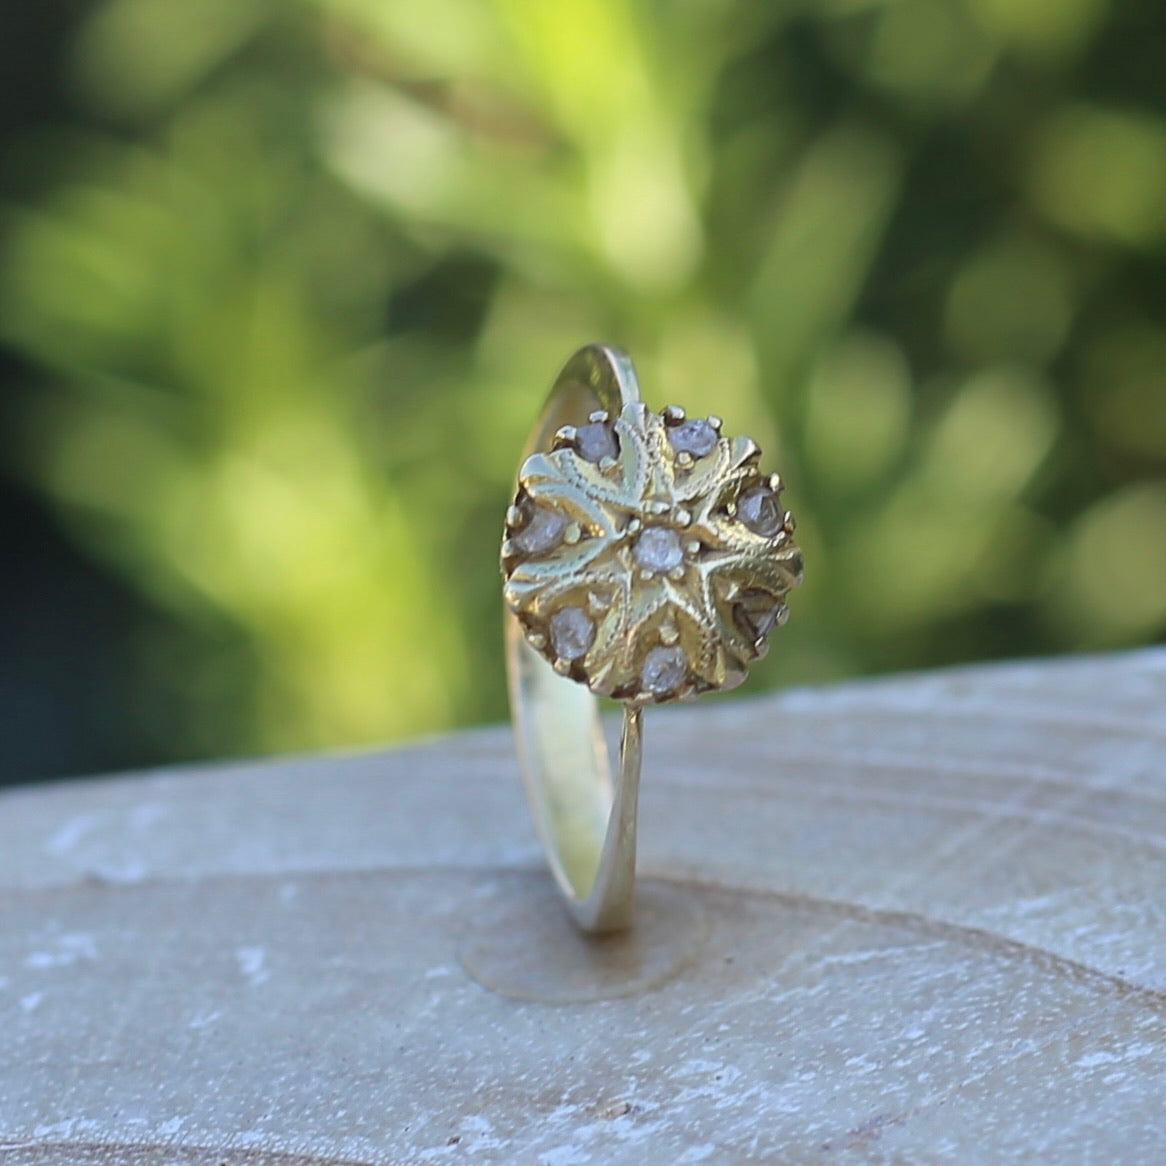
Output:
459,874,708,1003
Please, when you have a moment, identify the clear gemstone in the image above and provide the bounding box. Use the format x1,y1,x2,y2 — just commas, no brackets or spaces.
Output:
667,418,718,458
549,606,595,660
736,596,782,641
512,504,567,554
737,486,784,537
641,645,687,694
575,422,619,464
633,527,684,572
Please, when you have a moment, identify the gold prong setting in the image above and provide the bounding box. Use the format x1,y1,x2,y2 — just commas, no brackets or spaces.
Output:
502,402,803,703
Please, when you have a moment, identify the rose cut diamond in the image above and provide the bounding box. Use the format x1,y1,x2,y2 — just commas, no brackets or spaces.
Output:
575,422,618,464
667,418,718,458
736,598,783,641
641,645,687,695
512,503,568,554
549,606,595,661
633,527,684,573
737,486,784,538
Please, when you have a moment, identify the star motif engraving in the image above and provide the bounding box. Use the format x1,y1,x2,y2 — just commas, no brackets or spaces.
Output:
502,402,804,703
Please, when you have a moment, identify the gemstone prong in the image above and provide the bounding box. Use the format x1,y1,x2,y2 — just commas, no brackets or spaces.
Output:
587,591,609,614
735,437,761,464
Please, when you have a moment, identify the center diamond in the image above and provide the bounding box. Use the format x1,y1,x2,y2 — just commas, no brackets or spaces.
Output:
633,526,684,573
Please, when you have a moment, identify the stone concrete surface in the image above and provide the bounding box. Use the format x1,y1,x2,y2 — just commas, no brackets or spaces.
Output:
1,650,1164,1163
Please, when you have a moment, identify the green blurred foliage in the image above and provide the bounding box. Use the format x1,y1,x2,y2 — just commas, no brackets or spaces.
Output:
2,0,1164,765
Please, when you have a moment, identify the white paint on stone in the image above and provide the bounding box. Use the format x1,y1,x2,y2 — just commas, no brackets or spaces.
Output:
45,813,99,856
91,857,147,883
676,1144,719,1163
235,946,269,988
542,1143,593,1166
24,932,98,969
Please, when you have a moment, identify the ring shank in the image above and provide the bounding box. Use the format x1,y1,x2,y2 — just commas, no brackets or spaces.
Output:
505,345,643,933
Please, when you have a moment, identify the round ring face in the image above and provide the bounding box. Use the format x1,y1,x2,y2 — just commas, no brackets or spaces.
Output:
502,402,804,704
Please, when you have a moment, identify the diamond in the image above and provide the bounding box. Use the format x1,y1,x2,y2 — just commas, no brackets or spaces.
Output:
737,486,783,537
549,606,595,661
512,503,567,554
575,422,619,464
667,418,718,458
735,593,784,641
633,527,684,573
641,645,687,695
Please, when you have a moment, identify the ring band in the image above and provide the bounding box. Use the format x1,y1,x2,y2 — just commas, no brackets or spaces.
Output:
501,345,803,932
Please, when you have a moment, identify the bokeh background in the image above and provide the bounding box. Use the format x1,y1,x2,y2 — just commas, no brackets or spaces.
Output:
2,0,1164,788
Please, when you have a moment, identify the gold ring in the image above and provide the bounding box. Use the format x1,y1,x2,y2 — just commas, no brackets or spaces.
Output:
501,345,803,932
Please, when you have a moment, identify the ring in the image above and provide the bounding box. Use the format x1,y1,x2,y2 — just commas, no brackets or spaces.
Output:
501,344,804,932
